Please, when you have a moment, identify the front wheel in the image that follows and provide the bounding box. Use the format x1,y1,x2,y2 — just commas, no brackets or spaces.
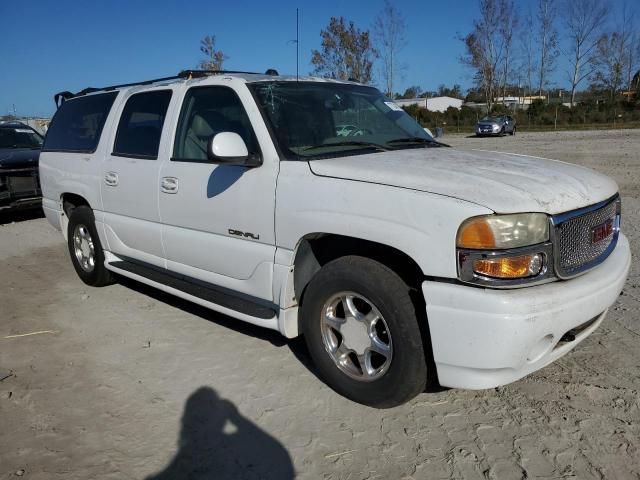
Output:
510,126,516,136
301,256,428,408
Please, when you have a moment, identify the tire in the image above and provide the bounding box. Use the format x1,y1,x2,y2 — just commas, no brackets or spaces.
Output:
67,205,114,287
301,256,428,408
510,126,516,136
500,127,506,136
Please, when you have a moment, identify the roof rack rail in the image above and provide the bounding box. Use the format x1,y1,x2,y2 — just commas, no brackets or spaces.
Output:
53,73,182,108
178,69,263,78
53,69,276,108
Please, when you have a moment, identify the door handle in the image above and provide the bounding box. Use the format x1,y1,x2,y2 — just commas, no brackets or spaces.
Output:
161,177,179,194
104,171,119,187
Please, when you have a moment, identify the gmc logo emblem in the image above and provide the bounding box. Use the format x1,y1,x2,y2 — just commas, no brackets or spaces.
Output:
591,218,614,243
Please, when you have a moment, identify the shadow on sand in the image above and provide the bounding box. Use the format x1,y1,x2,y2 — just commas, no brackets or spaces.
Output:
0,207,44,225
146,387,295,480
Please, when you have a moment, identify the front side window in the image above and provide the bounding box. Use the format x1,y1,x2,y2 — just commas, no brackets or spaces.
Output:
173,87,260,163
113,90,172,159
43,92,117,153
248,81,440,160
0,127,43,149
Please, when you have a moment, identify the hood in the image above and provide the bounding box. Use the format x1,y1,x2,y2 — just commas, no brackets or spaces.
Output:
0,148,40,169
308,148,618,215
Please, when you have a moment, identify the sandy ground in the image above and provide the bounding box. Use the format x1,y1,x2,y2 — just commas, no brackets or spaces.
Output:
1,129,639,480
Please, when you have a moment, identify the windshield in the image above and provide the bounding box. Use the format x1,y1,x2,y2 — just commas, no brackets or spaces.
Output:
0,127,43,149
248,82,439,160
480,116,502,123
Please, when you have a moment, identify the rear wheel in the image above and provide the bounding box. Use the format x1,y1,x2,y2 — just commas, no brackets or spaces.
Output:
67,206,114,287
301,256,428,408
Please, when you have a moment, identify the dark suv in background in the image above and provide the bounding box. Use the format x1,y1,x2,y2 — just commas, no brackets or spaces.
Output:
0,121,43,212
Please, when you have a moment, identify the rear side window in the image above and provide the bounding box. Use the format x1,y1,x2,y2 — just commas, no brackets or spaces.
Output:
43,92,117,153
113,90,172,159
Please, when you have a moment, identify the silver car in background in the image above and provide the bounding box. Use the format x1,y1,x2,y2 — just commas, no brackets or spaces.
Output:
475,115,516,136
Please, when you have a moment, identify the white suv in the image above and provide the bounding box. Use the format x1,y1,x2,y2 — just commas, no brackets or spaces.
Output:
40,70,630,407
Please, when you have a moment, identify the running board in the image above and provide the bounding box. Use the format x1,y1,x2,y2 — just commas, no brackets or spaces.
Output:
107,258,277,320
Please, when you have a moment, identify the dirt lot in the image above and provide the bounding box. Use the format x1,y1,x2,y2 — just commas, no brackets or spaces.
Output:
1,129,639,480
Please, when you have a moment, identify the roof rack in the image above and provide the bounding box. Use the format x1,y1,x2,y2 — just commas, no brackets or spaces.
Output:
53,69,278,108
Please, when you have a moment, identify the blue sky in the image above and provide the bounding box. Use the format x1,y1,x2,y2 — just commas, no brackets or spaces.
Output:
0,0,634,117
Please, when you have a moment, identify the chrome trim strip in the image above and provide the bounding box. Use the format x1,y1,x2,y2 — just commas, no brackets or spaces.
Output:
550,194,619,225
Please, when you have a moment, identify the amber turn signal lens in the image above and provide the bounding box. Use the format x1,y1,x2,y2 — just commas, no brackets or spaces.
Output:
457,217,496,249
473,254,543,279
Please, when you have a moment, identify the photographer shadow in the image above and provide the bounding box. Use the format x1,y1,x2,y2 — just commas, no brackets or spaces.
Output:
147,387,294,480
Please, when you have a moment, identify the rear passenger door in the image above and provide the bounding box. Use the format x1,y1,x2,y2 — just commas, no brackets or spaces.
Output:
101,88,174,268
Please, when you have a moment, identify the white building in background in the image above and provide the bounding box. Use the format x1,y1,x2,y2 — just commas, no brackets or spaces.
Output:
425,96,464,112
394,98,427,109
393,96,463,112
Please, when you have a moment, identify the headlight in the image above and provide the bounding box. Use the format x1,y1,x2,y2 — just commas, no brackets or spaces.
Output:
492,124,500,131
457,213,554,287
457,213,549,249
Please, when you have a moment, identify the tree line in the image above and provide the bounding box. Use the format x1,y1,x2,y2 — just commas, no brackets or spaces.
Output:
463,0,639,111
196,0,640,112
196,1,408,98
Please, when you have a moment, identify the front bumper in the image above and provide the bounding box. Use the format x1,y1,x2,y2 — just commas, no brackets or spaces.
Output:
476,126,501,136
423,233,631,389
0,167,42,212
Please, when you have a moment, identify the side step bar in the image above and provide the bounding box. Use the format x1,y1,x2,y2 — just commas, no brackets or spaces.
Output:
108,259,277,320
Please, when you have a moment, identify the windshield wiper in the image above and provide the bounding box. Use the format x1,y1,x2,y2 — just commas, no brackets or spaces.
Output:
386,137,444,147
303,140,391,152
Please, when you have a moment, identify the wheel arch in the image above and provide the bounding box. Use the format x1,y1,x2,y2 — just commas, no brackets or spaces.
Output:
292,233,425,305
61,192,91,215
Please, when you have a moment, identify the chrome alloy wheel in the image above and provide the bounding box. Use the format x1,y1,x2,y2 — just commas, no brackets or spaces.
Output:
320,292,393,382
73,224,96,273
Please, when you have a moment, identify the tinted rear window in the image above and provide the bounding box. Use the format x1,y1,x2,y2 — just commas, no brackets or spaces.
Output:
43,92,118,153
113,90,172,159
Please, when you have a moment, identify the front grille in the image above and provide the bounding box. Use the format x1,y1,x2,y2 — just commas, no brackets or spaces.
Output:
553,196,620,278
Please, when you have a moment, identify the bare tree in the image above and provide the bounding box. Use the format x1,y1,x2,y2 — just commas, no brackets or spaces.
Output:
199,35,228,70
537,0,559,97
311,17,377,83
498,0,518,101
373,0,407,97
592,5,637,101
564,0,608,106
519,8,537,101
620,6,639,98
461,0,505,112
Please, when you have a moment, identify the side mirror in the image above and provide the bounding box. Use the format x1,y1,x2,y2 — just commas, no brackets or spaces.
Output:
207,132,260,167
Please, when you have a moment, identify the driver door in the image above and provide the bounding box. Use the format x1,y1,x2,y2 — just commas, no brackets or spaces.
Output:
158,85,278,301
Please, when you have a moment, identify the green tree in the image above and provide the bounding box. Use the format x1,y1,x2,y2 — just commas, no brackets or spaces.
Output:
311,17,377,83
398,85,422,99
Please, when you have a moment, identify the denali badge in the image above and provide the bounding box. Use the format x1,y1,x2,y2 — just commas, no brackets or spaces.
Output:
591,218,614,243
228,229,260,240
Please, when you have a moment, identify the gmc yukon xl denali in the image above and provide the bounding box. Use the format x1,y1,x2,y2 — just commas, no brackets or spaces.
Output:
39,70,631,407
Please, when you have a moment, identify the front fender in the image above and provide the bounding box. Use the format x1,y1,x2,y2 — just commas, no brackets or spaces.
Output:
275,162,491,278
